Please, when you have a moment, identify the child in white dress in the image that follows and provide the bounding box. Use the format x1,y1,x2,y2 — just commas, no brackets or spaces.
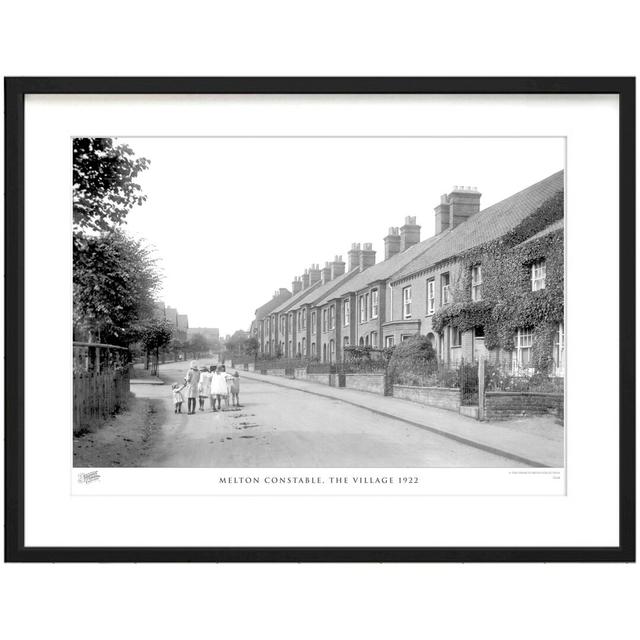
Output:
172,382,186,413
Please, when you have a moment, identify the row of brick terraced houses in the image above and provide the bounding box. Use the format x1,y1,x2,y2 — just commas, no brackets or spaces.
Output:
251,170,565,375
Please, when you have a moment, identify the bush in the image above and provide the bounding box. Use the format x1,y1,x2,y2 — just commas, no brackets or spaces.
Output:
387,335,438,385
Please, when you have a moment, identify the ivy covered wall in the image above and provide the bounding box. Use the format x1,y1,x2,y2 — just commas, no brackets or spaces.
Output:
431,192,564,371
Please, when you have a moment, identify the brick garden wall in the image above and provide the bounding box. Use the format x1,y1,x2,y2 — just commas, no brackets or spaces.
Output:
344,373,386,395
484,391,563,421
392,385,461,412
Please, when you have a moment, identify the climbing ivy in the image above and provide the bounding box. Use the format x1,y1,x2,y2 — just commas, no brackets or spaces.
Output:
431,191,564,371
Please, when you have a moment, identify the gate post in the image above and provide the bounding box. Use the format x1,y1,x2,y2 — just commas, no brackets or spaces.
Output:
478,356,485,420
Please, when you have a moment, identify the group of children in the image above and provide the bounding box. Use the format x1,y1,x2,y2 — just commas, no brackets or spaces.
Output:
172,362,240,414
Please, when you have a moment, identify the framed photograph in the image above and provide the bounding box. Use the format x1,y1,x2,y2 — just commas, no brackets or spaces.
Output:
4,77,635,562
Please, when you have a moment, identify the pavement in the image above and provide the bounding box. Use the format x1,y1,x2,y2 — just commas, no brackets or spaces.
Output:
234,369,564,468
119,361,563,468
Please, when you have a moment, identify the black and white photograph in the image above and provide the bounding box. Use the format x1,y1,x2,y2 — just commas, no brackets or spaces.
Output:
72,136,566,472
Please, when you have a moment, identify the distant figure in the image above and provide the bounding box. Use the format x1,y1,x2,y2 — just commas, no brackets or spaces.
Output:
184,361,201,415
229,371,240,407
197,366,211,411
172,382,186,414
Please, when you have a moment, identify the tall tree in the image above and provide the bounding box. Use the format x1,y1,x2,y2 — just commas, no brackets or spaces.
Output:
139,320,173,375
73,230,161,345
73,137,150,243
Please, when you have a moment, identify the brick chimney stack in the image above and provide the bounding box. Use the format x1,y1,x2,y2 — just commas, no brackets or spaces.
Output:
348,243,361,271
384,227,401,259
321,262,332,284
301,269,310,289
308,264,321,286
436,186,481,233
359,243,376,270
292,277,302,294
400,216,421,251
330,255,346,279
434,194,451,234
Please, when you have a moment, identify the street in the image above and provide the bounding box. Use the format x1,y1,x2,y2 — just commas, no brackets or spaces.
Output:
108,361,529,468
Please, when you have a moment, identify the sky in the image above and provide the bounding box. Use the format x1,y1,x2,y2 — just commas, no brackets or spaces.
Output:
120,137,564,336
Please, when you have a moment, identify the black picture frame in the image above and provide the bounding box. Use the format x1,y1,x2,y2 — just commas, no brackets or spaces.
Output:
4,77,635,563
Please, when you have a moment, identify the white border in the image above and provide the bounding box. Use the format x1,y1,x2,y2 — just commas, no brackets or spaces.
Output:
24,94,618,547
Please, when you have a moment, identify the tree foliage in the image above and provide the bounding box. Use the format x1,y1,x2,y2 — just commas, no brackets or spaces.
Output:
139,320,173,354
73,230,161,345
73,137,150,241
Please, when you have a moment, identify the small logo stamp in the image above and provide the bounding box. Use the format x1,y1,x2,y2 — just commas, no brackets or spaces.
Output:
77,470,101,484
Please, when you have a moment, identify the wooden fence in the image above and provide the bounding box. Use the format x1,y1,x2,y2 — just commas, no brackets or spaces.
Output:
73,342,130,433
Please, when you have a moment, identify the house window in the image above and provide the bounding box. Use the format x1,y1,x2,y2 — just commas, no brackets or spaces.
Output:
474,325,485,338
471,265,483,301
531,259,547,291
302,337,306,356
365,334,370,346
385,336,395,348
297,341,301,356
329,305,335,330
553,322,565,376
322,308,327,332
514,328,534,372
402,286,412,319
289,313,293,332
329,339,336,363
401,335,412,342
426,279,435,315
441,272,451,304
302,308,307,329
343,299,350,326
311,342,316,356
371,331,378,348
451,327,462,347
343,336,349,349
359,295,366,323
288,339,292,356
371,289,379,319
311,311,316,333
365,293,370,320
297,312,301,331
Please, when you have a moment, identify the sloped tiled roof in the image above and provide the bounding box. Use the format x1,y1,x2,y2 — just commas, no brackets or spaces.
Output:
514,219,564,247
269,280,322,315
316,232,446,304
288,268,362,310
391,170,564,284
255,290,291,319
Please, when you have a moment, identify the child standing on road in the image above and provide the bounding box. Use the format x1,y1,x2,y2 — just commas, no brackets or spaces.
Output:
198,366,211,411
229,371,240,407
172,382,186,413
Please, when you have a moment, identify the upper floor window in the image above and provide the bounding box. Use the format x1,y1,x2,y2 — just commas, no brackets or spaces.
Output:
311,311,316,333
371,289,379,319
403,286,412,319
297,312,301,331
365,293,370,320
441,272,451,305
471,265,483,301
329,305,336,330
531,259,546,291
343,298,351,326
359,295,366,323
426,279,435,315
280,316,286,333
322,308,327,332
288,313,293,332
302,308,307,329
